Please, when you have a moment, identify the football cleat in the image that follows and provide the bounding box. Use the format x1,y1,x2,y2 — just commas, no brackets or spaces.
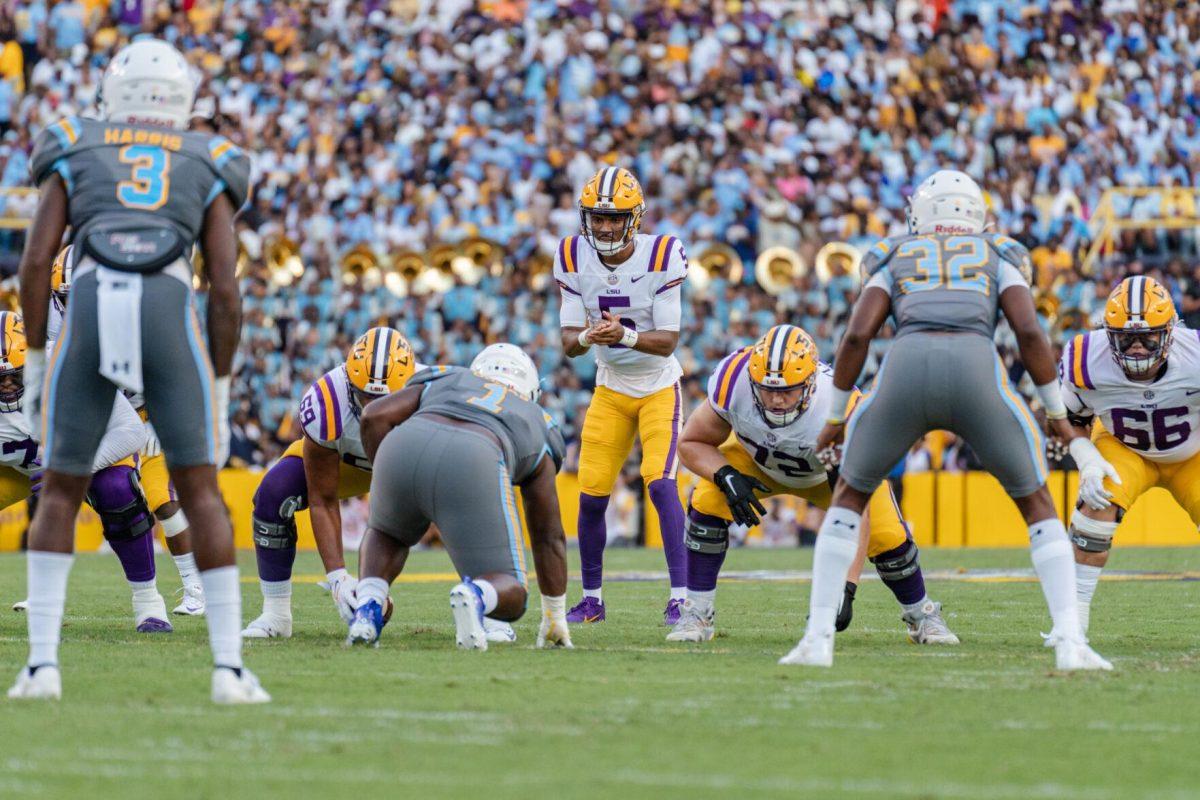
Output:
566,596,605,623
7,665,61,700
172,581,206,616
346,600,384,647
901,600,960,645
778,632,834,667
242,612,293,639
133,590,172,633
665,600,714,642
663,597,685,626
483,617,517,644
12,598,27,612
1046,630,1113,671
449,580,488,651
211,667,271,705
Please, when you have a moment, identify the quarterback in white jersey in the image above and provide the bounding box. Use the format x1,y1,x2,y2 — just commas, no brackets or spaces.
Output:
1061,276,1200,633
668,324,957,645
556,166,690,625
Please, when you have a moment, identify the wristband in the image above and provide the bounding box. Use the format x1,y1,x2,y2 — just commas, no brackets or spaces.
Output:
1067,436,1101,469
541,593,566,617
619,327,639,348
1036,380,1067,420
826,387,854,424
576,329,592,349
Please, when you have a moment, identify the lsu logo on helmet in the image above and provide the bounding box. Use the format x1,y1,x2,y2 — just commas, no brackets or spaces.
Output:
1104,276,1177,378
747,325,819,428
578,167,646,257
345,327,415,398
0,311,27,412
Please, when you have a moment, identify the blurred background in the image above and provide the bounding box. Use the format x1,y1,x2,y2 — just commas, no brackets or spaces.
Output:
2,0,1199,546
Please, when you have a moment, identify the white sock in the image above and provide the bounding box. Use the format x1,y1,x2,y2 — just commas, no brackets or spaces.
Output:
357,577,389,608
1029,518,1082,639
901,595,931,615
129,578,158,604
670,586,687,601
26,551,74,667
172,553,199,584
200,566,243,670
259,579,291,616
1075,563,1102,634
687,588,716,612
583,588,602,601
805,507,862,637
471,579,498,614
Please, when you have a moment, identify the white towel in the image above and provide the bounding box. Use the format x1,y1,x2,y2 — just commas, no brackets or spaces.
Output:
96,265,144,396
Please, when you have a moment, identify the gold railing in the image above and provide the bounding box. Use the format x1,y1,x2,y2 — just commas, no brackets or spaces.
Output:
0,187,38,230
1081,186,1200,275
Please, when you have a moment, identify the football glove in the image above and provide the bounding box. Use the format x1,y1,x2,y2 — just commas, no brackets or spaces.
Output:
1069,437,1122,511
21,349,45,439
537,594,573,649
320,568,359,624
714,465,768,527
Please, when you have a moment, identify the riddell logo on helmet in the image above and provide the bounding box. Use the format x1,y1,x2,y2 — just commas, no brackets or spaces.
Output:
932,224,975,233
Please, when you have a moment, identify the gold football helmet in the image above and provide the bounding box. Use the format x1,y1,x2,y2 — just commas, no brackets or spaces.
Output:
0,311,27,411
579,167,645,257
51,245,74,302
1104,276,1177,378
746,325,820,427
345,327,416,401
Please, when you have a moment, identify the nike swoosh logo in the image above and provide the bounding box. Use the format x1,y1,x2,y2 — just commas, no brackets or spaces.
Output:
1187,390,1200,396
832,520,855,529
630,275,645,283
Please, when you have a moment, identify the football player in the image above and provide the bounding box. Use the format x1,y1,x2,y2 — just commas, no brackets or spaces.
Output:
556,167,690,624
12,38,267,703
52,245,204,616
668,325,958,645
790,170,1115,670
1060,276,1200,633
348,345,571,651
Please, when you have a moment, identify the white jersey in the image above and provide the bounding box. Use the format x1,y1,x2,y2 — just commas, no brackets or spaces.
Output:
555,232,687,398
298,362,426,471
707,347,835,489
1061,327,1200,463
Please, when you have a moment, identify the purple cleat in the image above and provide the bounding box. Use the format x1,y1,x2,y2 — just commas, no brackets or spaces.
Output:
136,617,173,634
664,598,685,626
566,596,605,623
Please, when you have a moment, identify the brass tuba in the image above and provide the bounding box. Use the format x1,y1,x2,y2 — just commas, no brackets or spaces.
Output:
814,241,863,286
384,250,426,297
689,243,745,291
265,235,303,286
754,246,807,295
416,243,458,294
340,244,382,289
528,251,554,292
453,237,504,285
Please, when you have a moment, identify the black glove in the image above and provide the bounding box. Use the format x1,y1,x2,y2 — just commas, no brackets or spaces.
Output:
835,581,857,632
714,465,769,527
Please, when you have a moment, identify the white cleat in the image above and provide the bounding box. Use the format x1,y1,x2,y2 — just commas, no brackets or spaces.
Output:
7,665,62,700
172,582,206,616
242,612,293,639
666,600,715,642
1051,635,1113,671
778,632,834,667
133,590,173,633
482,617,516,644
449,582,488,651
211,667,271,705
12,598,27,612
902,600,961,645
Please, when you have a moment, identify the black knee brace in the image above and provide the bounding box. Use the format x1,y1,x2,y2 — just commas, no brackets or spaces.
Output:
252,516,298,550
685,514,730,554
871,539,919,581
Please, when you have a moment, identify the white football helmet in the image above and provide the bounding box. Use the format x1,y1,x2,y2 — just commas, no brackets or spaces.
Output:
906,170,987,235
470,344,541,402
101,38,195,129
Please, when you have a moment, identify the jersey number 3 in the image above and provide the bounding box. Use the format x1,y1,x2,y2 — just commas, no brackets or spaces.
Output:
895,237,990,296
117,145,170,211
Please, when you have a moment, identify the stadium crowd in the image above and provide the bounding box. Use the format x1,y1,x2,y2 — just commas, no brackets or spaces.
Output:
3,0,1200,471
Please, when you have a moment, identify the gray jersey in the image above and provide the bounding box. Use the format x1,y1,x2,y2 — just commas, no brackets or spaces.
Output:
408,366,565,484
30,116,250,252
861,233,1032,339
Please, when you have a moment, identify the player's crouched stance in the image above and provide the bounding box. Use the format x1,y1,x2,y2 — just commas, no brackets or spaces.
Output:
669,325,957,646
346,345,573,651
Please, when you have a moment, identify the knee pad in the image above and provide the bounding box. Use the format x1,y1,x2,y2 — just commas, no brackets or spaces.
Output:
252,515,298,550
870,539,919,581
1069,510,1118,553
685,508,730,554
87,465,155,541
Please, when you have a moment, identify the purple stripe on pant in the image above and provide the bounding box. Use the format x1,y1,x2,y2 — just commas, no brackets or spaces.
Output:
662,383,682,479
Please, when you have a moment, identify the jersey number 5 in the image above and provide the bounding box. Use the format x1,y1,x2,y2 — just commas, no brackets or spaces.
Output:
117,145,170,211
596,295,637,349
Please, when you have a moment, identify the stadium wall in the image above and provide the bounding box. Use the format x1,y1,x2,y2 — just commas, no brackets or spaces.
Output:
0,470,1193,552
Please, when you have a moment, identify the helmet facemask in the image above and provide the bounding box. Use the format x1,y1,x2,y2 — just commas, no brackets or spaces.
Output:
1106,324,1173,379
581,209,637,257
0,367,23,412
750,373,816,429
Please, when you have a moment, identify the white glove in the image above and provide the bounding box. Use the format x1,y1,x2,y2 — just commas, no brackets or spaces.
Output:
1069,437,1122,511
536,594,573,649
320,568,359,624
142,420,162,459
21,349,46,438
816,444,841,471
214,375,231,467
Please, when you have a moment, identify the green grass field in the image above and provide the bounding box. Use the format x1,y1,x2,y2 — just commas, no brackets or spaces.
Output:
3,546,1200,799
